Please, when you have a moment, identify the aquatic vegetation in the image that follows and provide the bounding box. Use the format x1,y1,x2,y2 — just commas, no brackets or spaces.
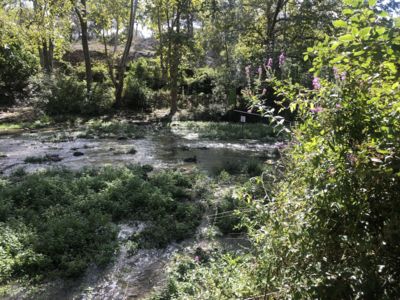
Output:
78,119,146,139
171,121,278,141
0,166,205,281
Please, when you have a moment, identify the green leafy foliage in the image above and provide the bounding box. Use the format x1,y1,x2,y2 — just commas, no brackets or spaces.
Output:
123,77,152,110
158,4,400,299
152,252,254,300
184,68,217,95
0,166,204,282
32,73,114,115
122,58,164,110
79,119,146,139
0,43,38,105
243,3,400,298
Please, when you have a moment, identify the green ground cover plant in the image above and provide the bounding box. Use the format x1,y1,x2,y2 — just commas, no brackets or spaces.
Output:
0,166,205,283
78,119,146,139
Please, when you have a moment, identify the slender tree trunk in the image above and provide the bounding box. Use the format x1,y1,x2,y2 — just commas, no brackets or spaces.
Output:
265,0,287,55
75,0,93,92
166,7,172,81
157,6,167,83
37,39,54,73
114,0,139,108
169,8,181,115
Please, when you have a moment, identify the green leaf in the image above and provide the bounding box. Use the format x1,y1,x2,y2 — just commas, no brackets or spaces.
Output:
331,56,343,64
339,34,355,42
359,27,371,38
353,50,365,56
343,8,353,15
376,27,386,35
331,41,340,50
333,20,347,28
344,0,362,7
368,0,377,6
383,62,397,73
395,17,400,28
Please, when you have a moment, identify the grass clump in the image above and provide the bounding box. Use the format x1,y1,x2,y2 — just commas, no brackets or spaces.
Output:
23,156,50,164
212,159,264,177
152,251,254,300
0,123,23,130
79,119,146,139
214,195,247,235
0,165,205,283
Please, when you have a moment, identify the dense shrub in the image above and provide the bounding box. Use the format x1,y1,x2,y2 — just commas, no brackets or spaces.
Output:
152,252,254,300
158,3,400,299
215,195,245,235
123,77,152,110
32,73,85,114
0,43,38,105
0,166,204,281
85,83,115,115
127,57,164,90
32,73,114,115
246,4,400,298
184,67,217,95
75,62,109,83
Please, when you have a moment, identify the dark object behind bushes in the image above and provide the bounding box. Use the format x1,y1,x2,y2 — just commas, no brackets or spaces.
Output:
0,43,37,105
0,166,203,281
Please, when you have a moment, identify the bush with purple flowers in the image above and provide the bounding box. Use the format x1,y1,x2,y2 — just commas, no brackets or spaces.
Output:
155,2,400,299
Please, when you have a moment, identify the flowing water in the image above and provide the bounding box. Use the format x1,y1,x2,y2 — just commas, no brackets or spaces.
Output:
0,126,279,299
0,127,279,176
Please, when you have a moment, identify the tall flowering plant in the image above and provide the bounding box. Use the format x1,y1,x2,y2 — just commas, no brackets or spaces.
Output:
243,1,400,298
242,51,291,135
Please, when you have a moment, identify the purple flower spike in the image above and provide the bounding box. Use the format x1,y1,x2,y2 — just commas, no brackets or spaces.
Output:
258,66,262,77
267,58,273,69
312,77,321,90
279,52,286,68
340,71,346,81
333,66,340,80
336,103,342,109
310,106,324,113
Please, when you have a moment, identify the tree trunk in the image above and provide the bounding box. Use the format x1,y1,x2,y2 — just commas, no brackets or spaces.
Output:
265,0,287,55
38,39,54,73
114,0,139,108
157,6,167,83
169,8,181,115
75,0,93,92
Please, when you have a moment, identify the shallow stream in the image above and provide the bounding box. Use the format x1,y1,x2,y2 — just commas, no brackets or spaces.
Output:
0,125,279,299
0,127,279,176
